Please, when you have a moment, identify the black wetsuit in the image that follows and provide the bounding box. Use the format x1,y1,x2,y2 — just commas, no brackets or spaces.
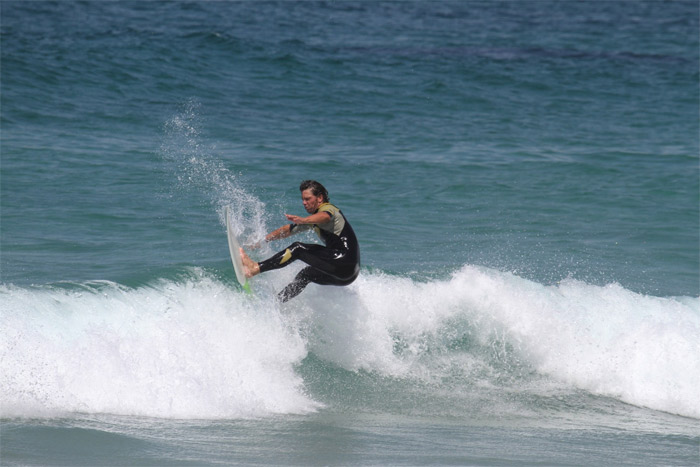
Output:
258,203,360,302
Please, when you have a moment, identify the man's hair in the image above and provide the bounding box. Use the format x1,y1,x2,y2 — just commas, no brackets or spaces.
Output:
300,180,329,203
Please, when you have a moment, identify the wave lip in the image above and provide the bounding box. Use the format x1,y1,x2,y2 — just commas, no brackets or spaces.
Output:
350,266,700,419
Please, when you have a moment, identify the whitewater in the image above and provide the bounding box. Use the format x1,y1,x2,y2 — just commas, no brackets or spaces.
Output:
3,263,698,421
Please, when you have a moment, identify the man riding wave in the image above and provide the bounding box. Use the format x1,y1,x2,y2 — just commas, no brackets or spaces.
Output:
240,180,360,302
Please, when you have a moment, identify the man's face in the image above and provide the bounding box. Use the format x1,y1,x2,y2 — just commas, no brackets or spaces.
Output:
301,189,323,213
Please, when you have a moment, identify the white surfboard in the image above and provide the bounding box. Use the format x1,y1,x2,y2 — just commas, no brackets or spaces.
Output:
225,206,251,293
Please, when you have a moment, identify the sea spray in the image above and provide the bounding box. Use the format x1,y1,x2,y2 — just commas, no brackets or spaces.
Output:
160,99,268,244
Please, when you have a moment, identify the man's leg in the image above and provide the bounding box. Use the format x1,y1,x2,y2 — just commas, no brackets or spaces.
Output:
244,242,333,276
241,242,358,301
277,267,315,302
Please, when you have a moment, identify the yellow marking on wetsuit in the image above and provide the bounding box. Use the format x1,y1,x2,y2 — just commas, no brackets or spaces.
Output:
279,248,292,265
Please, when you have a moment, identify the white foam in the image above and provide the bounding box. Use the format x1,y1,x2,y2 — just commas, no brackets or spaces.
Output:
0,272,319,419
324,266,700,419
3,265,698,420
454,267,700,419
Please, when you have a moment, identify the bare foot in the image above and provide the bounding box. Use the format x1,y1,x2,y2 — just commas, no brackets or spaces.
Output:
240,248,260,278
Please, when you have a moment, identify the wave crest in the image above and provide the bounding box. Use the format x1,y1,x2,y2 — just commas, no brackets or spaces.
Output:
2,265,698,420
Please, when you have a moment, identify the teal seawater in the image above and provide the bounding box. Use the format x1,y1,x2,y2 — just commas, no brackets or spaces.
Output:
1,1,699,465
2,1,697,294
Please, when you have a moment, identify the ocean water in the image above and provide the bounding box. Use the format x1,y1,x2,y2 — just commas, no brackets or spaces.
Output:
1,1,699,465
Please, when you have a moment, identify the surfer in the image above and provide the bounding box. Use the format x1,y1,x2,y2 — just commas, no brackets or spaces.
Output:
240,180,360,302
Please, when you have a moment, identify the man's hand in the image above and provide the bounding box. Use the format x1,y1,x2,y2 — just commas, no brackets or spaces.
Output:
285,214,304,224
